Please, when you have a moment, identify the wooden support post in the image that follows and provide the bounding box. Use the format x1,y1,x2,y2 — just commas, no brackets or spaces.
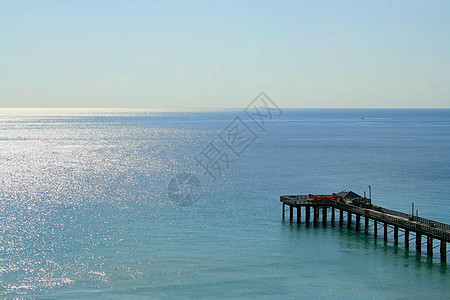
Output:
384,223,388,242
306,206,310,224
427,236,433,256
355,214,360,232
405,229,409,249
416,232,422,253
313,206,318,225
339,209,344,227
322,206,327,226
297,207,301,224
374,220,377,237
282,203,285,219
364,217,369,234
289,205,293,221
394,226,398,246
331,207,335,226
441,240,447,262
347,212,352,229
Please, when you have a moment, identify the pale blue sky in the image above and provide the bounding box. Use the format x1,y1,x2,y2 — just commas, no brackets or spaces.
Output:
1,0,449,108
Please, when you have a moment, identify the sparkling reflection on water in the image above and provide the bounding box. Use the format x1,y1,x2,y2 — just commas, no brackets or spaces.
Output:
0,109,449,298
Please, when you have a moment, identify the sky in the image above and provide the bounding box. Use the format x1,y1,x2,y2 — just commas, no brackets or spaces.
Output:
0,0,449,108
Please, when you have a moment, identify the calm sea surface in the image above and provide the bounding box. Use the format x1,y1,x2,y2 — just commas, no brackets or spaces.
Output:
0,109,449,299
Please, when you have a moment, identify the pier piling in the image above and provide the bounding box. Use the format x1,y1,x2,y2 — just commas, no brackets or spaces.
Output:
416,233,422,253
394,226,399,246
441,240,447,262
427,236,433,256
306,206,310,224
405,229,409,249
374,220,378,237
384,223,388,242
356,215,361,232
331,207,335,225
347,212,352,229
313,206,318,225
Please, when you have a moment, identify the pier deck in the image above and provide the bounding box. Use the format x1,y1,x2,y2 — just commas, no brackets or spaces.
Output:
281,193,449,262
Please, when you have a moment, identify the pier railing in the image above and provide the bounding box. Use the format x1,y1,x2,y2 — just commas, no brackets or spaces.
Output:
413,216,450,231
323,201,449,240
364,210,449,239
281,195,309,200
368,205,450,231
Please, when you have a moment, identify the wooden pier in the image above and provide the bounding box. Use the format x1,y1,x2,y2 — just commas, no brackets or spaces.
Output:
280,190,450,262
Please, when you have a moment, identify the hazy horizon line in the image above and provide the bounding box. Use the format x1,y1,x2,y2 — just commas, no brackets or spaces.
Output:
1,107,449,110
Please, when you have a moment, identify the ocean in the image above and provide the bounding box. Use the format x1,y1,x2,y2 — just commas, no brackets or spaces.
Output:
0,108,448,299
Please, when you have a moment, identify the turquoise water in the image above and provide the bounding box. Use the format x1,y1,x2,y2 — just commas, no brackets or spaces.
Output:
0,109,448,298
